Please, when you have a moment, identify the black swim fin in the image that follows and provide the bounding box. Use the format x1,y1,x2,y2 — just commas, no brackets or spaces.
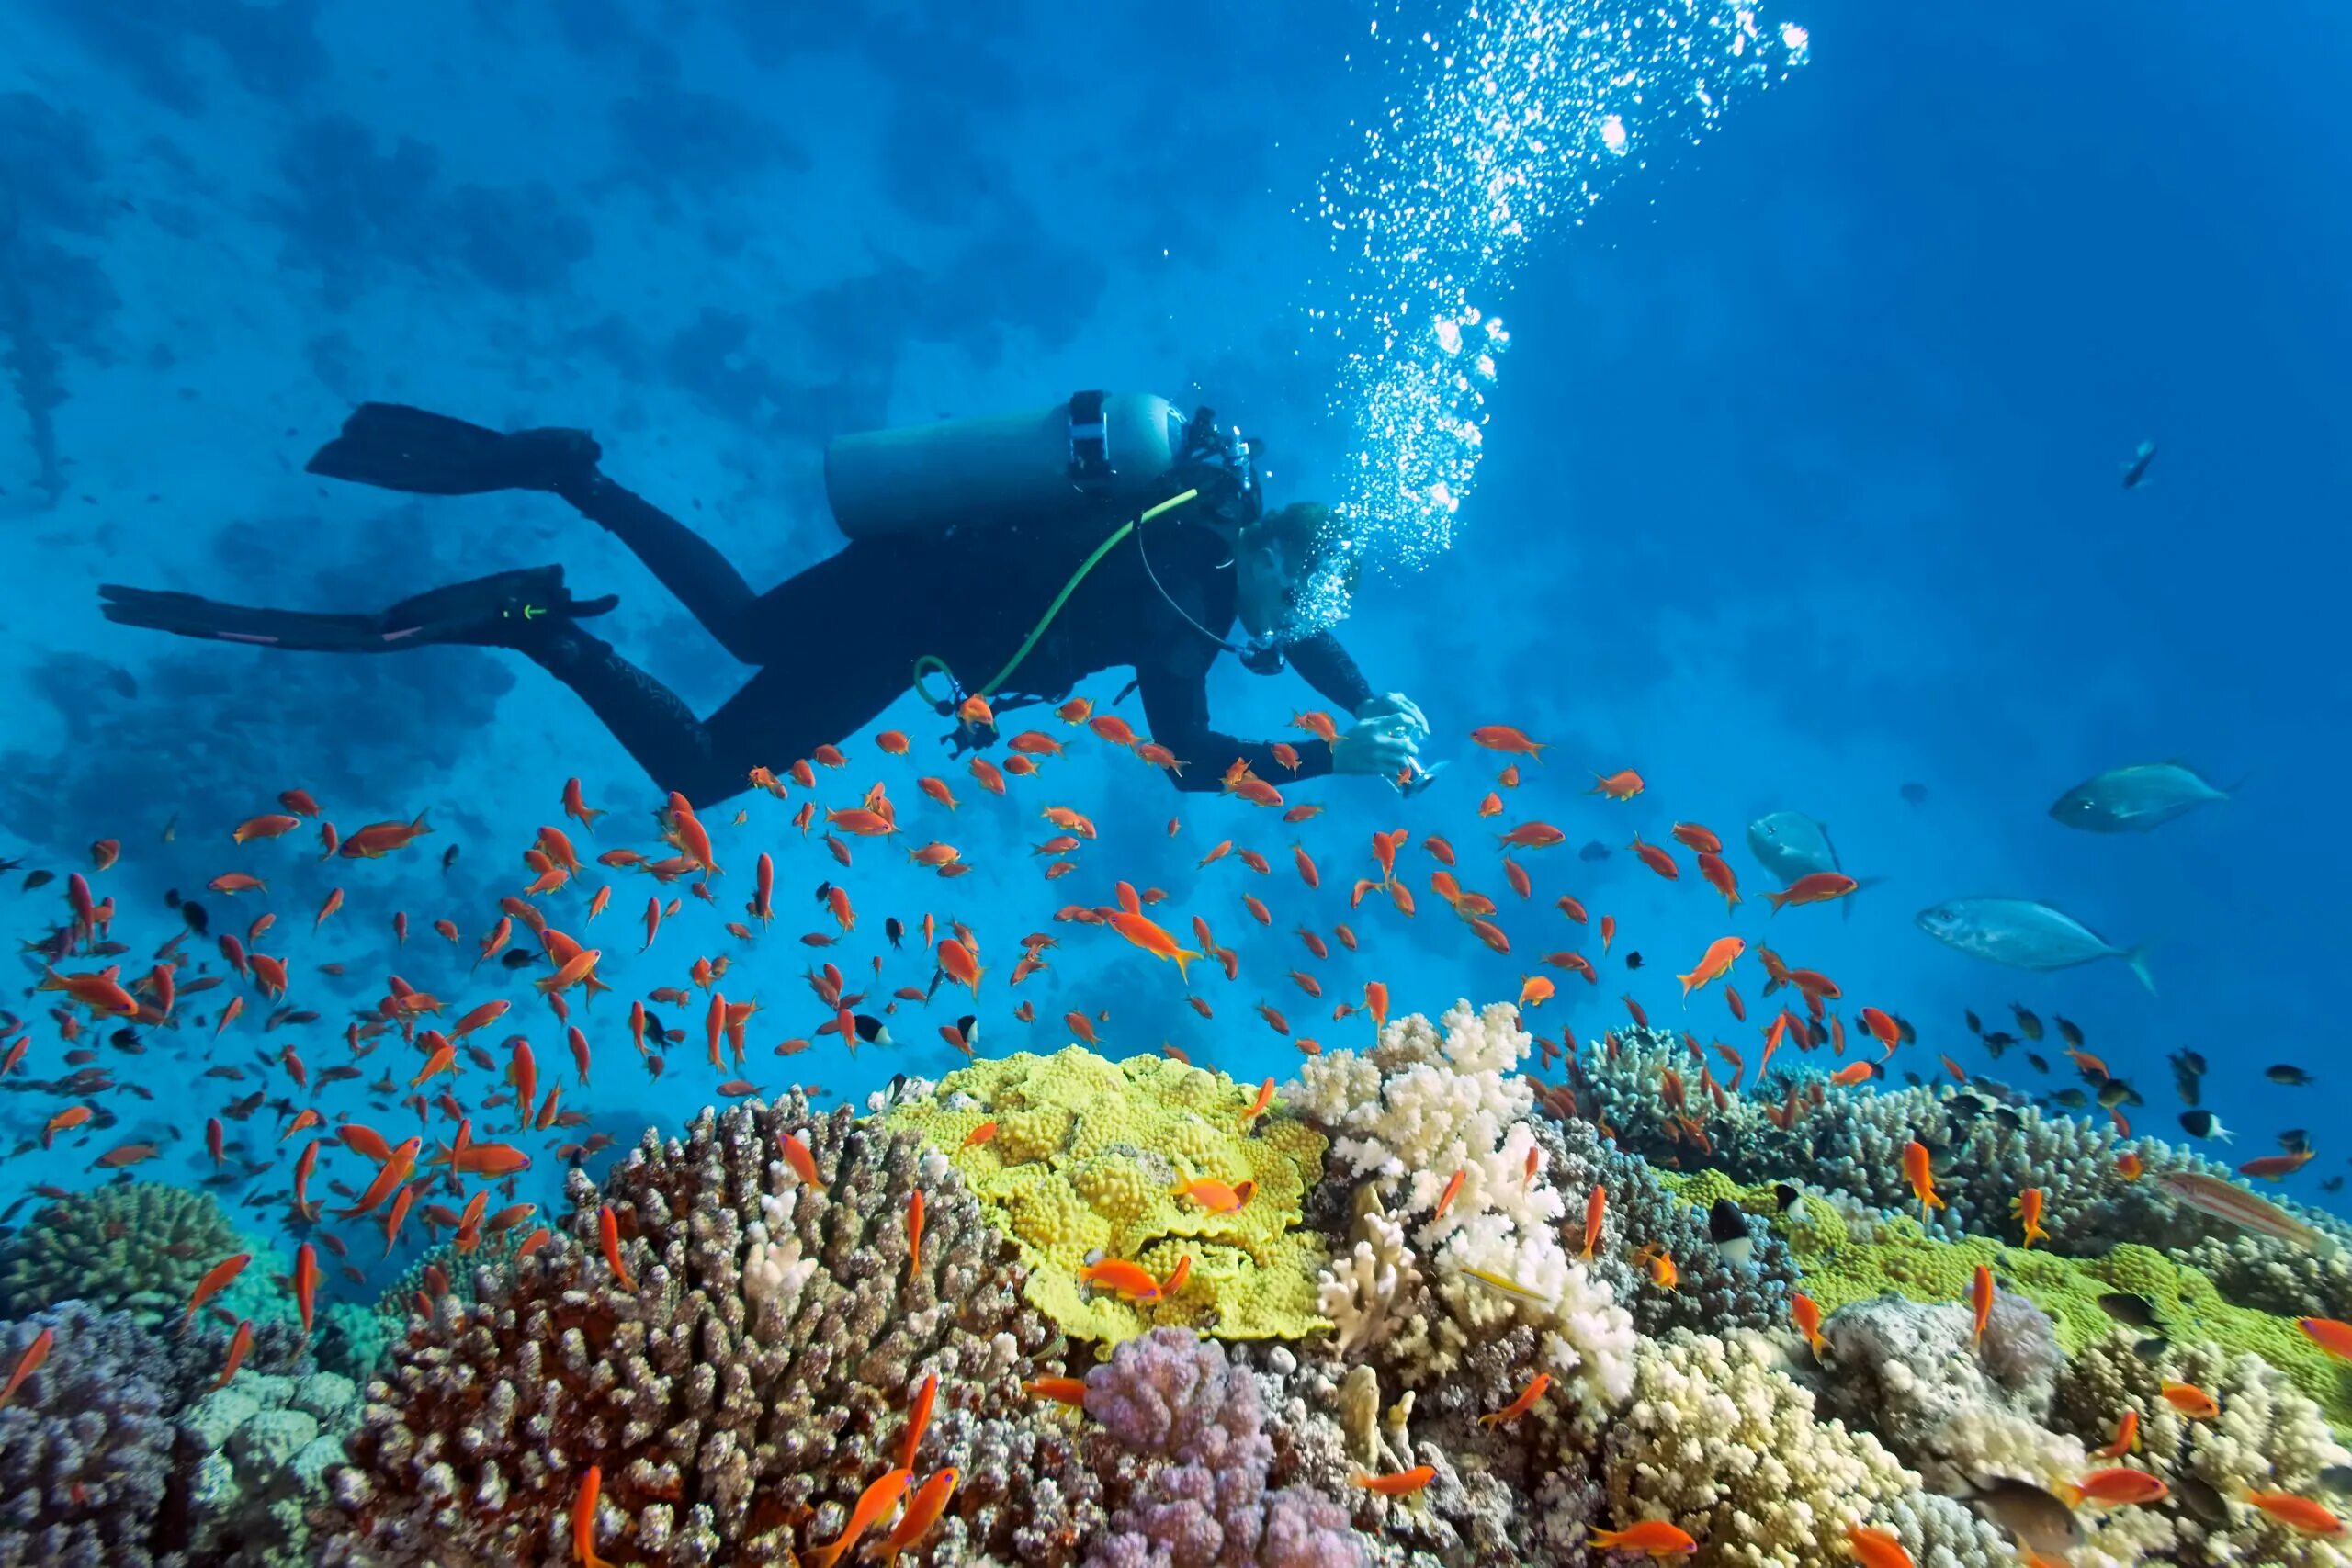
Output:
99,567,617,652
305,403,602,497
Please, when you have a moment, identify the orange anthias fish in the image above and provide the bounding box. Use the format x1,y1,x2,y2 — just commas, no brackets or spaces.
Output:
1581,1185,1606,1259
2061,1468,2170,1507
1791,1293,1826,1359
1844,1525,1916,1568
1101,908,1201,980
2011,1188,2049,1249
1971,1263,1994,1346
1628,835,1679,881
2244,1491,2346,1536
2094,1408,2140,1459
339,811,434,859
1588,768,1644,801
1479,1371,1550,1427
1174,1177,1255,1215
871,1466,960,1562
183,1252,252,1328
2159,1380,2220,1419
1674,936,1743,999
1586,1518,1698,1557
1903,1140,1945,1222
1078,1258,1162,1303
805,1467,913,1568
0,1326,53,1410
2300,1317,2352,1363
573,1465,615,1568
1764,871,1860,913
1351,1464,1437,1497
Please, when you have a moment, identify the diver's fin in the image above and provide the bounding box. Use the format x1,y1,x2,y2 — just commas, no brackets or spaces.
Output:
98,585,393,651
305,403,601,496
99,567,616,654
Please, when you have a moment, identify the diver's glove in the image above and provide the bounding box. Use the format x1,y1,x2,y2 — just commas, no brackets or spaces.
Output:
1353,692,1430,743
1331,712,1422,780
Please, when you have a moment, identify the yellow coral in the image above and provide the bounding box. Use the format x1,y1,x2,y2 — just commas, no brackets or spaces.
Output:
880,1048,1329,1344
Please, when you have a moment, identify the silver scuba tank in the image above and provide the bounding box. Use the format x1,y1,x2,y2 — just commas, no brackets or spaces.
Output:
823,391,1191,539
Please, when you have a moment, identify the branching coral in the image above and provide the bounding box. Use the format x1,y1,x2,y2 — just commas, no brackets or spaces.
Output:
1598,1329,1923,1568
1288,1001,1635,1423
0,1302,185,1567
0,1181,243,1329
325,1093,1103,1565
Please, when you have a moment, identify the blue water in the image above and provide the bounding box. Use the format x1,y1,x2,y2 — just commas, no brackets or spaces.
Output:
1,0,2345,1301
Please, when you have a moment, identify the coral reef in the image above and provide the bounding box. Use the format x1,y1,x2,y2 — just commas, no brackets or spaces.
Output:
0,1302,186,1567
880,1048,1331,1344
181,1369,360,1567
1288,1001,1636,1421
1596,1328,1926,1567
325,1092,1105,1565
0,1181,244,1330
1080,1327,1361,1567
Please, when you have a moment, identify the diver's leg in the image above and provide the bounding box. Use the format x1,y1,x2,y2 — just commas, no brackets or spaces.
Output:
519,624,910,806
556,473,766,660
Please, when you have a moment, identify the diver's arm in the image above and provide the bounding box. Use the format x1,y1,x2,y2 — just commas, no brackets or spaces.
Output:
1283,627,1375,712
1136,666,1337,793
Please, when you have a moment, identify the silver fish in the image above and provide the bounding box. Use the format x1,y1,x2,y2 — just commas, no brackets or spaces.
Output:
2049,761,2233,834
1915,897,2154,994
1747,811,1840,885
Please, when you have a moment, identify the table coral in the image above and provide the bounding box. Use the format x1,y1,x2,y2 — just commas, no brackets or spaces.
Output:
880,1048,1330,1344
323,1093,1104,1566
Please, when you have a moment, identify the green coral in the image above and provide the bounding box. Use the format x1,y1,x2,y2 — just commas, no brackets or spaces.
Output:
880,1047,1329,1344
0,1182,274,1330
1660,1172,2352,1427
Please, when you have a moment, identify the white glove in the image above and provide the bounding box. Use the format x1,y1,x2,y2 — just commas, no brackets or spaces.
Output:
1332,711,1422,778
1354,692,1430,741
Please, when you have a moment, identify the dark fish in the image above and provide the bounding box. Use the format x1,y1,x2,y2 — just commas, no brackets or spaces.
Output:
2009,1005,2043,1042
2167,1473,2222,1526
163,887,182,909
2278,1129,2311,1156
22,871,54,892
2025,1053,2049,1075
1707,1199,1753,1267
1960,1478,2081,1554
2267,1065,2315,1087
954,1014,979,1052
2176,1050,2209,1075
181,900,209,936
2098,1292,2162,1329
1963,1010,1983,1035
813,881,832,906
1895,1016,1916,1046
2096,1079,2139,1110
1771,1182,1806,1216
501,949,539,970
885,917,905,949
2325,1176,2346,1195
2133,1335,2168,1359
1624,952,1644,971
2052,1089,2088,1110
1994,1108,2025,1133
852,1013,892,1046
1899,782,1928,805
442,844,460,874
1901,1071,1923,1088
2177,1110,2230,1142
2319,1466,2352,1498
1577,840,1611,863
1947,1094,1984,1119
2054,1016,2084,1049
2120,438,2155,489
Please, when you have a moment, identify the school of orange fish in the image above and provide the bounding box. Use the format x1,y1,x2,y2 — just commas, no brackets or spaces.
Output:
6,699,2349,1562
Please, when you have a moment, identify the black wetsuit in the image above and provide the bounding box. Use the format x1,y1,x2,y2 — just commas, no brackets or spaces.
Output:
525,474,1374,805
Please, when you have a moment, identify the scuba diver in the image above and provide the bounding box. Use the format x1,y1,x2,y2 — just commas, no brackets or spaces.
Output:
98,395,1431,806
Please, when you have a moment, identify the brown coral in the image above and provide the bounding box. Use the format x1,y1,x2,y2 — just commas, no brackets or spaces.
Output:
323,1093,1104,1565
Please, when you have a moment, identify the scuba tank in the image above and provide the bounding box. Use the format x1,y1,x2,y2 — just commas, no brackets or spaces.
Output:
823,391,1193,539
